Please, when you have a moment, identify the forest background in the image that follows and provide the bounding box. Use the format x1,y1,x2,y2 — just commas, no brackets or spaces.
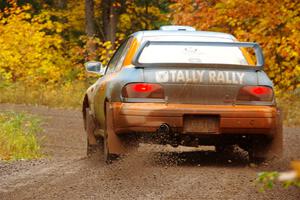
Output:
0,0,299,125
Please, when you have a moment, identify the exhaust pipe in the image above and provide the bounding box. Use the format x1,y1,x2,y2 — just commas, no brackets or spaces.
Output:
157,123,171,135
157,124,179,147
157,123,171,145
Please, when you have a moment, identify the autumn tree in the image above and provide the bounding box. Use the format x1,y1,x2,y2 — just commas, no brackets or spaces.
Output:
98,0,169,43
170,0,300,91
0,0,170,84
85,0,97,59
100,0,125,44
119,0,169,35
54,0,67,9
0,1,74,84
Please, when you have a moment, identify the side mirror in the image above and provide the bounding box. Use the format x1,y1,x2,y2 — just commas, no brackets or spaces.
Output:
84,61,106,76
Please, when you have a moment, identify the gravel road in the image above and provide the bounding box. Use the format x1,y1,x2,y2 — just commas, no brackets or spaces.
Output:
0,104,299,200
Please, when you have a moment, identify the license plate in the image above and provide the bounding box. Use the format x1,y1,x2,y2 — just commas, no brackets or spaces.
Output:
184,115,219,133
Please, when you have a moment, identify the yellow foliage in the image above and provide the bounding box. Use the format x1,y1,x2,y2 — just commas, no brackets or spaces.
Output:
0,1,169,87
118,1,169,33
0,1,126,86
79,36,121,66
0,2,73,85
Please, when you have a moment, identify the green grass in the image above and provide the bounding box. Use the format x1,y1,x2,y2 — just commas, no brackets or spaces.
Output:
0,112,43,161
257,171,300,191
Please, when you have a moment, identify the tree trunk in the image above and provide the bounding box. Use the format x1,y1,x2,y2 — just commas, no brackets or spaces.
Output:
54,0,67,9
85,0,97,60
85,0,97,37
101,0,118,45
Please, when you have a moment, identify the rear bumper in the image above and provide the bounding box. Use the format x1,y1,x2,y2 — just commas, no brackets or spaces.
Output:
110,102,279,135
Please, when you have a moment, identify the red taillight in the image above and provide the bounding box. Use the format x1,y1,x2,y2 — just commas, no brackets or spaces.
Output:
252,87,268,95
133,84,152,92
237,86,273,101
122,83,164,98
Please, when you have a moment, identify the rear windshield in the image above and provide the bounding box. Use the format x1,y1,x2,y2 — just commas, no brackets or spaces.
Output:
138,43,251,65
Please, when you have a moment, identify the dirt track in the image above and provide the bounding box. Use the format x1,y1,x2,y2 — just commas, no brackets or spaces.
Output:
0,104,299,200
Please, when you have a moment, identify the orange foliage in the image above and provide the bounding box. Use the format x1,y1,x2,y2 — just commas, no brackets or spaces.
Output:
170,0,300,91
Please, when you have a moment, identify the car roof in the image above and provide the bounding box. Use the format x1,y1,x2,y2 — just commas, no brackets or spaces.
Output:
131,30,236,41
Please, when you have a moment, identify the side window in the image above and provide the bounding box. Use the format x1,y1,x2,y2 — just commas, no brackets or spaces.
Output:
105,38,132,74
115,37,133,71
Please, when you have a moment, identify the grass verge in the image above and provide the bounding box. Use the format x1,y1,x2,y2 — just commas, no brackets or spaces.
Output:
0,81,89,109
0,112,43,161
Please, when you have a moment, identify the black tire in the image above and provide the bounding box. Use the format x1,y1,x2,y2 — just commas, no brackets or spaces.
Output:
248,150,266,164
247,140,269,164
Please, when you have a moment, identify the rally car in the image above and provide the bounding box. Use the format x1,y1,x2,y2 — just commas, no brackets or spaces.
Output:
82,26,283,163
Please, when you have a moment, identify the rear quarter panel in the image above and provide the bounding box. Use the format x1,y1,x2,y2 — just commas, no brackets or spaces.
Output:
92,67,144,128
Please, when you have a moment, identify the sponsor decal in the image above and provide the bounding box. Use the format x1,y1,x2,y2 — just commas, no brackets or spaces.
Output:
155,70,245,84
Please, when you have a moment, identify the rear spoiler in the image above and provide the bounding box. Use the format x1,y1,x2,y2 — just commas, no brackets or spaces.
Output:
132,41,264,70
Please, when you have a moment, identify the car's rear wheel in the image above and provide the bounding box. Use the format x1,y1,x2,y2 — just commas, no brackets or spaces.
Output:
103,134,119,164
246,138,275,163
85,106,118,163
87,140,98,157
103,103,120,164
248,150,265,164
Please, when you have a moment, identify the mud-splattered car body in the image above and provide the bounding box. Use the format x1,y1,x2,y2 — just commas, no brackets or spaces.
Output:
83,26,282,163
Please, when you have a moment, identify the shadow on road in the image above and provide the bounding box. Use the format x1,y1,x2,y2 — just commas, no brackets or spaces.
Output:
149,150,249,167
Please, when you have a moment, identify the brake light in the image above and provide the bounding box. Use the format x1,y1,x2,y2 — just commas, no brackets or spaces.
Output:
252,87,268,95
237,86,273,101
122,83,164,98
133,84,152,92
